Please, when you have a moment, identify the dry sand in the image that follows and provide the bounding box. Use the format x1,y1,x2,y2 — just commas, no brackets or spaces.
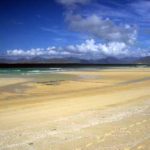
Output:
0,67,150,150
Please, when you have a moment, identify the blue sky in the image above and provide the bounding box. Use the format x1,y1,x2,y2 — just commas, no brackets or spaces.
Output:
0,0,150,59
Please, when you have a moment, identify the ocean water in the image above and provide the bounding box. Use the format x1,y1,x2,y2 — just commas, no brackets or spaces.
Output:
0,68,64,75
0,67,103,75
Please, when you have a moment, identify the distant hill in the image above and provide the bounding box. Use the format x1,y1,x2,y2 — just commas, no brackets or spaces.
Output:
0,56,149,64
94,57,137,64
0,57,128,64
135,56,150,64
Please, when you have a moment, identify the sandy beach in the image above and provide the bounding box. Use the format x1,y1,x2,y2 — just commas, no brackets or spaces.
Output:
0,67,150,150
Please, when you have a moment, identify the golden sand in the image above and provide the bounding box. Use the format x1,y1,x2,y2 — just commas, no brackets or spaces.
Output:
0,67,150,150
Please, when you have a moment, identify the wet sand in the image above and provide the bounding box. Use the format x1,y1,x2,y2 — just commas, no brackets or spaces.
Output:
0,67,150,150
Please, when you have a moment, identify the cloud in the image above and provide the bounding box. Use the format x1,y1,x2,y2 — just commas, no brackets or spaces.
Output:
130,0,150,18
7,39,133,59
7,47,58,57
67,39,130,58
56,0,91,6
67,14,137,44
56,0,137,45
7,39,150,59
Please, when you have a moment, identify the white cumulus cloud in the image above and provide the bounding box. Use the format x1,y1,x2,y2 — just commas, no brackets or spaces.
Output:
7,39,133,59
